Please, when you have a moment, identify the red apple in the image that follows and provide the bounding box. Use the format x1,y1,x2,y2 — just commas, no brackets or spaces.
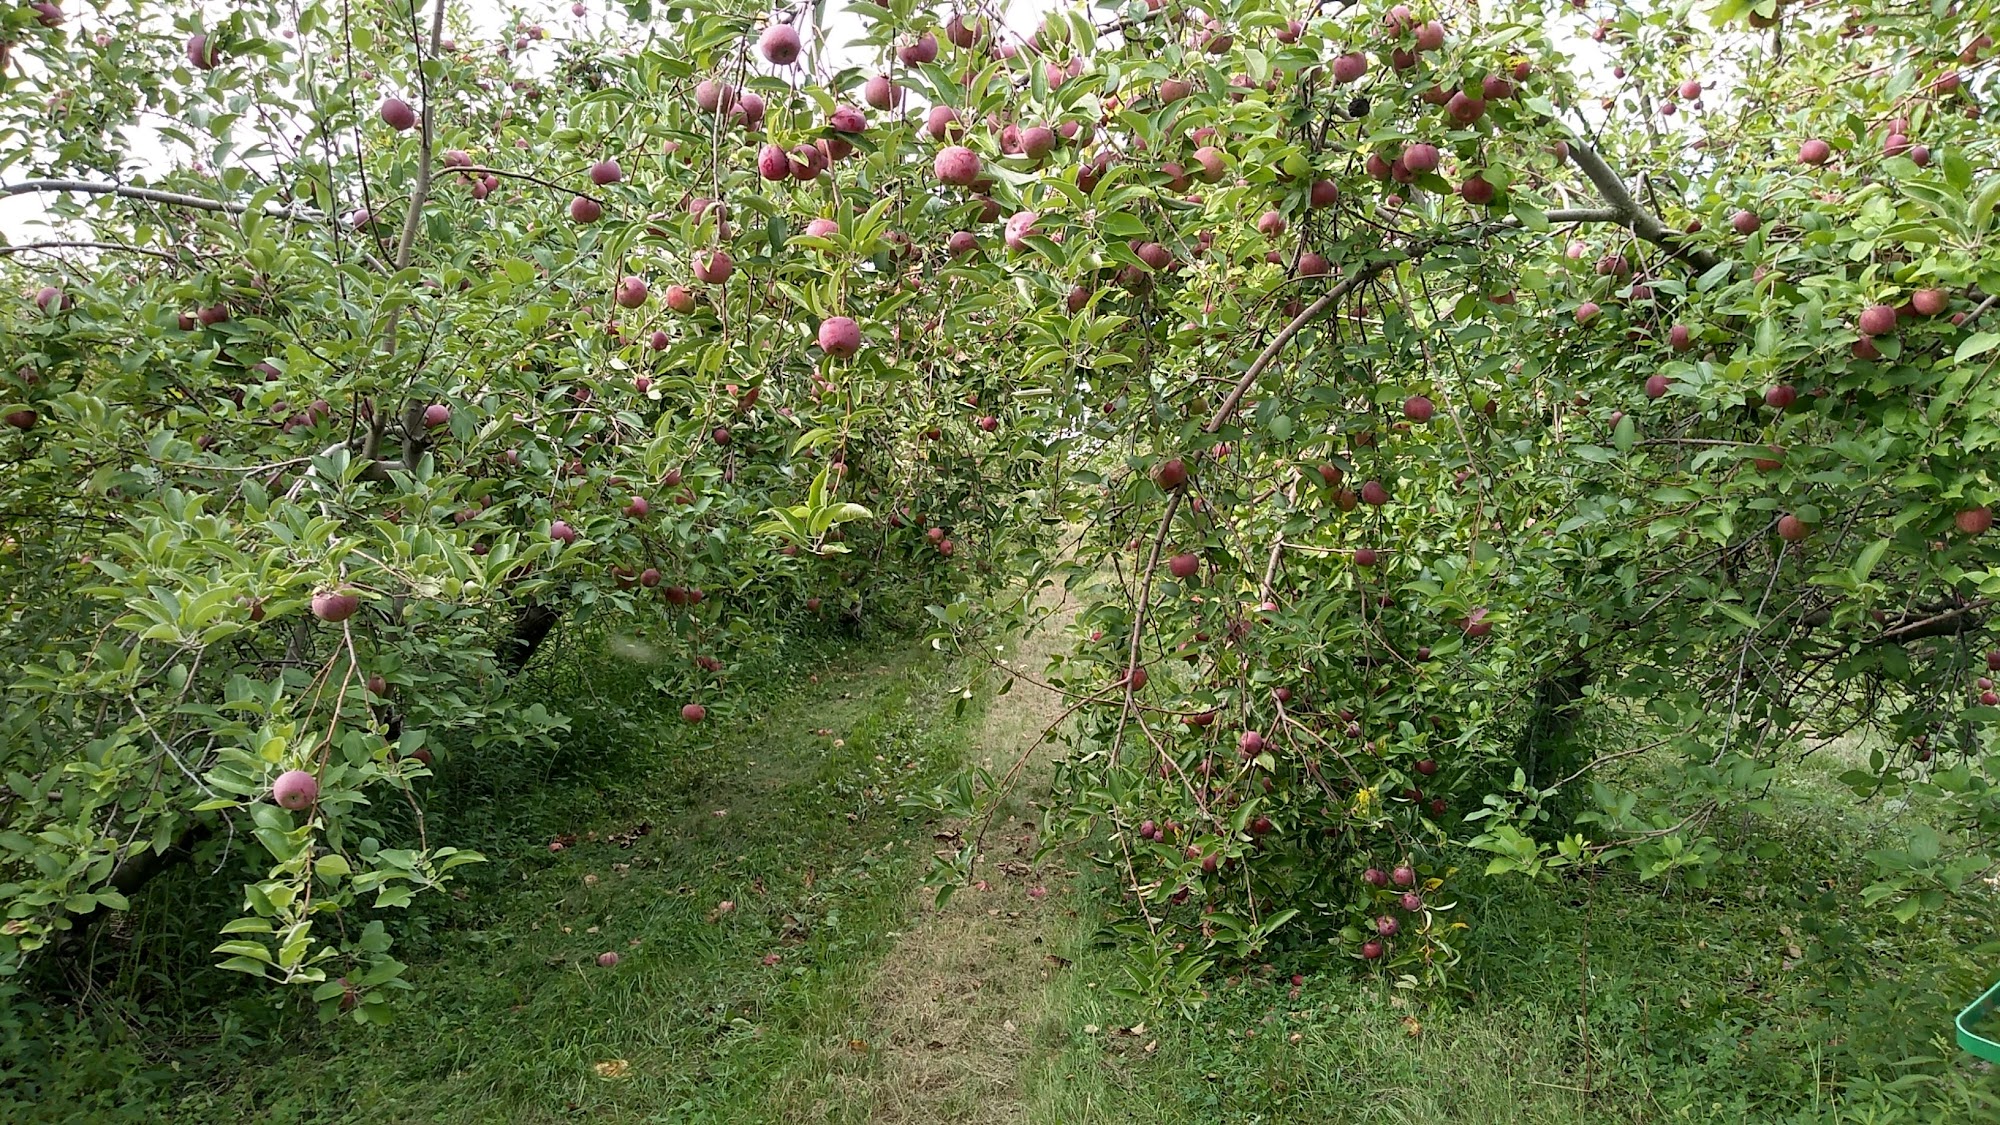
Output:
818,315,862,358
379,97,416,131
758,23,801,65
272,770,319,811
311,591,360,623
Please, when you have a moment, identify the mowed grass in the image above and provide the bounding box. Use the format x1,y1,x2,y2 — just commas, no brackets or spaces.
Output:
1014,740,2000,1125
14,626,991,1124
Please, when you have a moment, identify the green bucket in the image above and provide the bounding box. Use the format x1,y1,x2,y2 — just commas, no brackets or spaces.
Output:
1957,979,2000,1064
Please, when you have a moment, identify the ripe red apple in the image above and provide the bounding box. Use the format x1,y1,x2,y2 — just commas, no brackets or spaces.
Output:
1764,385,1797,410
1799,138,1831,165
712,426,731,446
1169,552,1199,579
1957,507,1993,535
1776,514,1809,541
4,409,38,430
1447,92,1486,124
312,591,360,622
1003,211,1040,252
551,520,578,544
1390,864,1415,887
758,23,801,64
589,159,623,186
379,97,416,131
1481,74,1515,100
1375,915,1399,936
1414,759,1437,776
693,249,733,284
1462,607,1492,637
186,33,222,70
1317,463,1343,487
1020,125,1056,161
1360,939,1384,960
682,703,706,723
1403,395,1434,422
1644,374,1669,399
1154,457,1189,490
864,75,902,110
1575,301,1601,325
899,32,938,64
1298,252,1331,277
1858,303,1897,336
694,80,737,114
1417,20,1445,50
614,276,648,309
272,770,319,811
1731,209,1761,235
569,195,603,223
1912,288,1948,316
977,415,999,432
755,142,790,180
1333,52,1367,83
829,105,867,134
934,145,980,187
625,495,650,519
1400,142,1440,175
1459,174,1496,205
1191,146,1226,182
421,403,450,427
818,315,862,358
597,951,621,967
1353,548,1379,567
1360,480,1390,505
1239,731,1265,755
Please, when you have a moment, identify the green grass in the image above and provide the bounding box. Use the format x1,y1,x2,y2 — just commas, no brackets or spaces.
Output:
6,624,991,1124
1015,743,2000,1124
14,625,2000,1124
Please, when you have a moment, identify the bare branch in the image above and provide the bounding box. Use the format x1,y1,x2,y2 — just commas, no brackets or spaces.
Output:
1204,261,1391,433
1565,143,1720,272
0,239,207,263
2,179,318,220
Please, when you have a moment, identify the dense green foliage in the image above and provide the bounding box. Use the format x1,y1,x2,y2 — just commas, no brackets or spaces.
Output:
4,0,2000,1027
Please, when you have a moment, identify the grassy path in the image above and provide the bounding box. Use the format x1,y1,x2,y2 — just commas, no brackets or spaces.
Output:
850,588,1080,1125
42,632,991,1124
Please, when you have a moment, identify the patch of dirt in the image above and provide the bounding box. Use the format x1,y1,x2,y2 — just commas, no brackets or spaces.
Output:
858,587,1079,1125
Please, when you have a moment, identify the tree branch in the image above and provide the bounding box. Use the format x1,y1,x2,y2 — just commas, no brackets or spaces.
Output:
1565,143,1720,272
1204,260,1392,433
0,239,206,262
1,179,318,220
